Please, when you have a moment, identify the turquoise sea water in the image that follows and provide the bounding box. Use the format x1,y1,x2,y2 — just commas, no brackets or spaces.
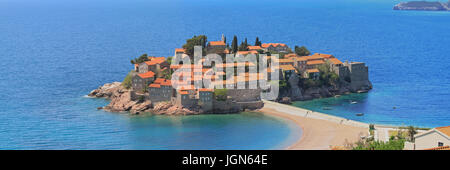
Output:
0,0,449,149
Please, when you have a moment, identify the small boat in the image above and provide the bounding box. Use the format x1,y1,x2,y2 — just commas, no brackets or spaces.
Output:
350,101,358,104
356,113,364,116
335,95,341,98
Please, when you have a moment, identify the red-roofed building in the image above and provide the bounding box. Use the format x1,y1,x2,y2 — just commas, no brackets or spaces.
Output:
207,40,227,54
410,126,450,150
304,68,320,80
132,71,156,92
261,43,290,53
148,78,173,103
138,57,168,76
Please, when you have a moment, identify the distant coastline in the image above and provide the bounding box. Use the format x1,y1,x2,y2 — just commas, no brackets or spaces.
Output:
394,1,450,11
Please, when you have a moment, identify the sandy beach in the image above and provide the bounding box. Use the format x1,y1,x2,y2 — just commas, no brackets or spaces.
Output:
260,100,369,150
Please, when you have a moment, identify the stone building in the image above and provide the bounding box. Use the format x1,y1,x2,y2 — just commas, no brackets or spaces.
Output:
303,68,320,80
207,41,226,54
198,88,214,112
138,57,168,77
306,60,325,69
343,61,371,91
148,78,173,103
279,65,296,80
132,71,155,92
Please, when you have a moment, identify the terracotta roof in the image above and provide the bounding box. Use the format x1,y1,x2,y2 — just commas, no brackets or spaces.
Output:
149,84,161,88
436,126,450,137
306,68,320,73
199,88,214,92
175,48,185,53
284,53,299,58
145,57,166,65
291,57,307,61
307,60,325,65
328,58,343,65
209,41,226,46
237,51,258,55
313,53,334,59
179,90,189,95
261,43,287,48
215,62,256,68
278,58,294,63
137,71,156,79
304,55,324,61
248,46,262,50
160,79,172,86
424,146,450,150
153,78,166,84
279,65,296,71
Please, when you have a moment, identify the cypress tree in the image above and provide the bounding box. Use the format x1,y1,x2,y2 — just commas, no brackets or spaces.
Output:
231,35,238,53
255,37,261,46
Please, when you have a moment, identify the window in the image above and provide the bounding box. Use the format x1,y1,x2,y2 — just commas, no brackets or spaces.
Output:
438,142,443,147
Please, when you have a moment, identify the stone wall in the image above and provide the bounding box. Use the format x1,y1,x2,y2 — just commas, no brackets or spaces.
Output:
227,89,262,102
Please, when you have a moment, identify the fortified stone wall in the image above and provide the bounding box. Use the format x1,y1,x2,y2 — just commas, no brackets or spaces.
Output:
227,89,262,102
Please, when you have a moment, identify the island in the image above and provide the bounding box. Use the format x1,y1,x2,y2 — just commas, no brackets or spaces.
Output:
88,35,372,115
394,1,450,11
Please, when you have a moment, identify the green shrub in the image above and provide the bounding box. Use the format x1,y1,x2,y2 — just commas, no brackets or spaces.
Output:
214,89,228,101
122,70,135,89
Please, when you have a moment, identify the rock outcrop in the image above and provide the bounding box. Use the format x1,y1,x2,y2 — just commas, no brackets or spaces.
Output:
89,83,203,115
394,1,450,11
278,79,371,102
89,82,264,115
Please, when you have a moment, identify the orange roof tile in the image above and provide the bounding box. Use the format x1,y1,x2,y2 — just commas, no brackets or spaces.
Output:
137,71,156,79
313,53,334,59
436,126,450,137
160,80,172,86
290,57,307,61
154,78,166,84
278,58,294,63
179,90,189,95
237,51,258,55
279,65,296,71
145,57,166,65
424,146,450,150
175,48,185,53
199,88,214,92
306,68,320,73
248,46,262,50
304,55,324,61
328,58,343,65
209,41,226,46
284,53,299,58
307,60,325,65
215,62,256,68
149,84,161,88
261,43,287,48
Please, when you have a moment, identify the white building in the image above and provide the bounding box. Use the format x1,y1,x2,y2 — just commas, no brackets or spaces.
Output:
406,126,450,150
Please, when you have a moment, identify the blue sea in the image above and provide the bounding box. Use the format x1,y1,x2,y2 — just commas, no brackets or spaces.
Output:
0,0,449,149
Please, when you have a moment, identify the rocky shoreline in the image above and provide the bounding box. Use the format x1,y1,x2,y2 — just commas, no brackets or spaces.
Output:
88,82,203,115
394,1,450,11
276,75,372,104
89,79,371,114
88,82,258,115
